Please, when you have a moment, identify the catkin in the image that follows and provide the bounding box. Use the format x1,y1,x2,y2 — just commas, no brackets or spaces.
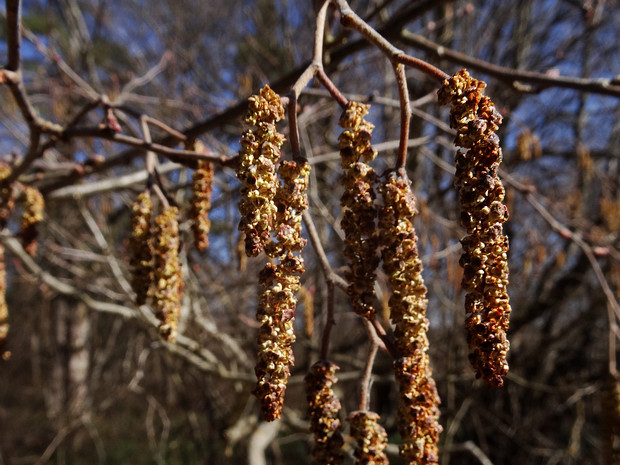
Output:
438,68,511,387
378,170,442,464
190,150,214,251
253,159,310,421
338,102,380,320
151,206,183,342
129,191,153,306
236,85,285,257
0,164,14,230
20,186,44,257
305,360,344,465
349,411,389,465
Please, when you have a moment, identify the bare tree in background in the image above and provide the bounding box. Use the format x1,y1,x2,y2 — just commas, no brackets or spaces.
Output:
0,1,619,464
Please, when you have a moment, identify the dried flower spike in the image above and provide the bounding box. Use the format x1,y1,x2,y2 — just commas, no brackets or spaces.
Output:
236,85,285,256
338,102,380,320
378,170,442,463
349,411,389,465
438,69,511,386
305,360,344,465
266,160,310,259
20,186,44,256
129,191,153,306
0,164,14,230
253,159,310,421
253,261,301,421
151,206,183,342
191,156,214,251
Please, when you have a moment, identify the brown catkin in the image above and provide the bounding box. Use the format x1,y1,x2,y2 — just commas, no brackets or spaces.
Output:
0,244,8,360
129,191,153,306
253,259,301,421
305,360,344,465
190,152,214,251
151,206,183,342
20,186,44,256
338,102,380,320
236,86,285,257
378,170,442,464
438,69,511,387
349,411,389,465
0,164,14,230
253,159,310,421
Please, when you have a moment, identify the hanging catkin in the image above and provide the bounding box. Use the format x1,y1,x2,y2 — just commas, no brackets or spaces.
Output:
190,141,214,251
129,191,153,306
151,206,183,342
378,170,442,464
19,186,44,257
236,85,285,257
438,69,511,386
338,102,380,320
305,360,344,464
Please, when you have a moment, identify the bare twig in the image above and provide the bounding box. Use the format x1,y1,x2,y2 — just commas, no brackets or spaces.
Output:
400,30,620,98
5,0,21,72
393,62,411,169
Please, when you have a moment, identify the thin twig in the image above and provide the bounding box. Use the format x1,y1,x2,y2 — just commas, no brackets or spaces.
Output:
359,321,379,411
393,62,411,169
319,281,336,360
5,0,21,72
400,30,620,98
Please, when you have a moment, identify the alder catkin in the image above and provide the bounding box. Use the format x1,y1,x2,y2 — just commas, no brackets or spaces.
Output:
20,186,44,256
151,206,183,342
349,411,389,465
338,102,380,320
253,159,310,421
236,86,285,257
305,360,344,465
378,169,442,464
190,142,214,251
0,164,14,230
438,68,511,387
129,191,153,306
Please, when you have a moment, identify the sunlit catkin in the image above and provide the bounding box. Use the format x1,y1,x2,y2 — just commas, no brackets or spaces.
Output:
20,186,44,256
152,206,183,342
305,360,344,465
236,85,285,256
378,170,441,463
0,163,14,230
129,191,153,306
349,411,389,465
438,68,511,386
190,149,214,251
338,102,380,320
253,159,310,421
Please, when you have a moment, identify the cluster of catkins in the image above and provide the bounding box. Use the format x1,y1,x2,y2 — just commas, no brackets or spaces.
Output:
338,102,380,320
128,192,184,342
128,139,215,341
438,69,511,386
236,86,311,422
0,163,45,359
379,170,442,464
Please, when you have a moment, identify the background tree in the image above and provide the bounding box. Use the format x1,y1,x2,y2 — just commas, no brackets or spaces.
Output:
0,0,619,464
